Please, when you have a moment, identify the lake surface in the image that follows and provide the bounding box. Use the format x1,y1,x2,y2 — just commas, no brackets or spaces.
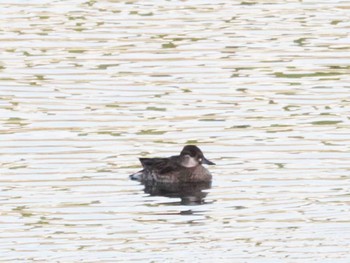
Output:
1,0,350,262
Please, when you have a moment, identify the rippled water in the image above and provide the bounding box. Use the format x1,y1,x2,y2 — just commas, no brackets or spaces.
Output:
1,0,350,262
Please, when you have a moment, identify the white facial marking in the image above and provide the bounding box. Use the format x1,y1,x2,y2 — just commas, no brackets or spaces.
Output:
182,155,199,168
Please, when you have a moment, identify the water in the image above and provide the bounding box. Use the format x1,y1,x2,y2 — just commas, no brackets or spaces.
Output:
1,0,350,262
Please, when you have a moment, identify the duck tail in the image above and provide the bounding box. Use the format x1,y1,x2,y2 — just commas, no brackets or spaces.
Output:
129,170,144,181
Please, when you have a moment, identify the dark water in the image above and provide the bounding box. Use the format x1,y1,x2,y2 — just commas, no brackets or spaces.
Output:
1,0,350,262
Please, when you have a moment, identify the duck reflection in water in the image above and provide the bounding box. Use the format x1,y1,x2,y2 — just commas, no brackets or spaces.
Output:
143,180,211,205
129,145,215,205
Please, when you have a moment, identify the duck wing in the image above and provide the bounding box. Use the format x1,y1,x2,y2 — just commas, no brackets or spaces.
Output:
139,158,166,168
139,156,181,174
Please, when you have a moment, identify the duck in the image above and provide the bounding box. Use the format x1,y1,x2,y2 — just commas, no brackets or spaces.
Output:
129,145,215,183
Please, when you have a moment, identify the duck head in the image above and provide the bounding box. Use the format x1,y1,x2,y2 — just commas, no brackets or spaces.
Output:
179,145,215,168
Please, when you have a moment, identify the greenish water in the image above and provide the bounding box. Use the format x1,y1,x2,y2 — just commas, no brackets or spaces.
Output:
1,0,350,262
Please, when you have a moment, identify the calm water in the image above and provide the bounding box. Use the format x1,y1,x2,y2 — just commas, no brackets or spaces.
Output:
1,0,350,262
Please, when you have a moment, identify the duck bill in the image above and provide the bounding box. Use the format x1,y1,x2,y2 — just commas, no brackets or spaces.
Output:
202,157,215,165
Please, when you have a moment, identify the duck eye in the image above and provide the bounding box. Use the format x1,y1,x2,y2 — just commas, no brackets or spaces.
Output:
198,158,202,162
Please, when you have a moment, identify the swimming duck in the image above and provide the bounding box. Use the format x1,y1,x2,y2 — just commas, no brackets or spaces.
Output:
129,145,215,183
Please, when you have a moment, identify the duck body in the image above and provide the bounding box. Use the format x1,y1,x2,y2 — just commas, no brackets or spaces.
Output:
129,145,215,183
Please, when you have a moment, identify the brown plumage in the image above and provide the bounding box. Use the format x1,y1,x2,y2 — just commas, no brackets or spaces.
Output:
129,145,215,183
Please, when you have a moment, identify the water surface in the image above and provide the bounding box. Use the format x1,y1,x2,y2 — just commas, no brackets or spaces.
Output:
1,0,350,262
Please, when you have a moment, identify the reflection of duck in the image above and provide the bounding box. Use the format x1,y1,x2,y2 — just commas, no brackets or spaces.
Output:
143,180,212,205
129,145,215,183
